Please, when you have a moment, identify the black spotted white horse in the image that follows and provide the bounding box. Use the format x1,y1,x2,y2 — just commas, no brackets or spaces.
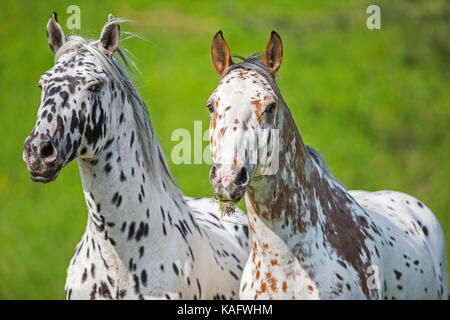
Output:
207,31,449,299
23,13,250,299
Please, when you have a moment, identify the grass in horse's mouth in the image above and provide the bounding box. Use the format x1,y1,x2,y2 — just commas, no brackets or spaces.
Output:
214,194,237,217
219,200,237,217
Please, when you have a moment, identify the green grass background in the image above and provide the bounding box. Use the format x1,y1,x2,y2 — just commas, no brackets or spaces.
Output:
0,0,448,299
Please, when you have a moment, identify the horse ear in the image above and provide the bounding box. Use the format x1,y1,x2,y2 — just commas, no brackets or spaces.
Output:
100,14,120,58
46,12,65,54
211,31,233,75
263,31,283,75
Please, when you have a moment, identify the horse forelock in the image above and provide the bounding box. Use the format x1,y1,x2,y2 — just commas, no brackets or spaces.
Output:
222,55,282,99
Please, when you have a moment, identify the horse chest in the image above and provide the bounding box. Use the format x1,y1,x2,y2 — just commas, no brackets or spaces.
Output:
65,232,140,300
241,249,322,300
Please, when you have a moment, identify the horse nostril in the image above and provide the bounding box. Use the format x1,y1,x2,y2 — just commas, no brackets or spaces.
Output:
40,141,57,163
235,167,250,187
209,164,218,185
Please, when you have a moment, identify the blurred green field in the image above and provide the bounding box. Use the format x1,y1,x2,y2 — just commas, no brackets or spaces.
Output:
0,0,448,299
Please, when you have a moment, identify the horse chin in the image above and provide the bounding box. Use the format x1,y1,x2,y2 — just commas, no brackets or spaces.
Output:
29,168,61,183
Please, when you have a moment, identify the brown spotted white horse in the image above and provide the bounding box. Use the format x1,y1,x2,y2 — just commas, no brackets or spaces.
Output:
23,14,250,299
207,31,449,299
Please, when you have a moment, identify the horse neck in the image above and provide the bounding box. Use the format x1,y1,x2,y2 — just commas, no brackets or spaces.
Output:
77,95,187,270
245,104,356,260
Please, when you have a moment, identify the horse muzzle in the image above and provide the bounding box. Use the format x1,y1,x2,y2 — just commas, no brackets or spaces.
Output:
209,163,251,203
23,137,61,183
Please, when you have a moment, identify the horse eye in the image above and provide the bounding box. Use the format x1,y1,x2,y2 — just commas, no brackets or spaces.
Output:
88,84,102,92
207,104,214,113
265,102,276,114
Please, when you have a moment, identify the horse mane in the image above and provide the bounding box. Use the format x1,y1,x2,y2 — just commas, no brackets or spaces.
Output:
54,25,181,198
305,145,342,185
224,54,342,185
